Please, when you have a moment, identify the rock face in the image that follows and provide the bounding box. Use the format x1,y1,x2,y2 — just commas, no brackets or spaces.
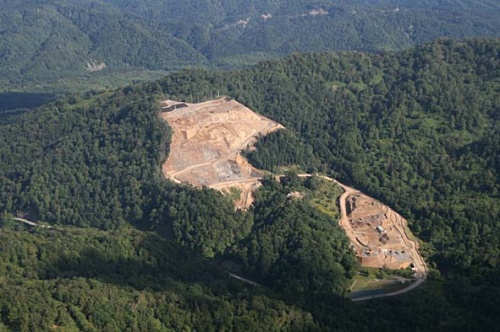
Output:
161,98,284,209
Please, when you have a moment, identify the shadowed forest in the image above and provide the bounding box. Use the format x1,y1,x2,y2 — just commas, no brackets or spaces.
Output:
0,39,499,330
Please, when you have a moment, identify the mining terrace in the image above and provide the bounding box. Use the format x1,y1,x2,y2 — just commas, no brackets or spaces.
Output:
339,186,427,276
161,98,283,208
160,97,426,280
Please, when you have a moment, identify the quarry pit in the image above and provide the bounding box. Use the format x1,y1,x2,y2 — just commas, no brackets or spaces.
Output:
161,98,283,209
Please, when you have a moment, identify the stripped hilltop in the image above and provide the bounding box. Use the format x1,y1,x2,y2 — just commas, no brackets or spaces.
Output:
161,98,283,209
0,40,499,330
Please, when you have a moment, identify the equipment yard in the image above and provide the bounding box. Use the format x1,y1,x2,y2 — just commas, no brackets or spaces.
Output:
331,180,428,298
343,192,425,272
161,98,283,209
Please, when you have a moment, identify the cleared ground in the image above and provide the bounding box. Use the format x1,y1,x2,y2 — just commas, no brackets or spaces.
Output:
342,192,426,273
299,174,427,299
160,99,426,298
161,98,283,209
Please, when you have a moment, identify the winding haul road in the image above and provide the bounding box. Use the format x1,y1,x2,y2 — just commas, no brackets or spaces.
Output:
298,174,428,301
9,173,426,301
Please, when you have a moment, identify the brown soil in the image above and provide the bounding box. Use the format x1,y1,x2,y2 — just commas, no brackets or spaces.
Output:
161,98,283,209
343,193,418,269
336,185,427,279
299,174,427,280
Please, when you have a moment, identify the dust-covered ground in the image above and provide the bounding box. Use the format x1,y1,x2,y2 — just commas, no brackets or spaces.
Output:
161,98,283,209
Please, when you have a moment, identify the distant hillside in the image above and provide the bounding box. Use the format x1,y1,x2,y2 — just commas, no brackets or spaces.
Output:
0,39,500,330
2,0,500,93
0,0,206,88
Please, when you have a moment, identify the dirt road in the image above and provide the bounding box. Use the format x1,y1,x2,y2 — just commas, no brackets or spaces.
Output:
13,217,53,229
298,174,427,300
228,273,261,286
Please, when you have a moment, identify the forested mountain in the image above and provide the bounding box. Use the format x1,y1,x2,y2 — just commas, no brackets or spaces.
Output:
157,38,500,277
0,39,500,330
0,224,322,331
2,0,500,93
0,0,205,87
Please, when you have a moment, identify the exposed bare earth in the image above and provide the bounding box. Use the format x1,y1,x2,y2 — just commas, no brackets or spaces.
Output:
160,98,426,297
161,98,283,208
328,177,425,273
299,174,427,299
334,179,427,300
343,194,425,272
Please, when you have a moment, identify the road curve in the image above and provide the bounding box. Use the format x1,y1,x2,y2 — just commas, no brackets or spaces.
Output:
350,277,426,302
298,174,427,301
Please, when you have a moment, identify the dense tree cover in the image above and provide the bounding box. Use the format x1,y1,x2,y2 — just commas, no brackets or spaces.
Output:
1,221,500,331
0,85,170,229
0,76,358,300
1,39,500,330
2,0,500,93
145,184,252,258
0,224,320,331
157,39,500,278
231,175,358,295
244,130,322,172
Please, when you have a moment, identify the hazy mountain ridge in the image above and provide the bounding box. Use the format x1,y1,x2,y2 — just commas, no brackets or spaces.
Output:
2,0,500,90
0,0,205,85
0,38,500,330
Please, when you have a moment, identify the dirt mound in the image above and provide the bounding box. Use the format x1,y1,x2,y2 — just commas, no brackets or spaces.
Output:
161,98,283,209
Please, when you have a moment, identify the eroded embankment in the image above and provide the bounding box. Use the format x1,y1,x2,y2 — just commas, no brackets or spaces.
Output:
161,98,283,209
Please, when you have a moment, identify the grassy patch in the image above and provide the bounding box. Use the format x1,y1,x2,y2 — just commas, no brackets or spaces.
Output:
308,177,343,220
369,73,383,86
228,187,243,201
403,223,417,242
350,278,410,293
348,81,367,92
274,165,306,174
330,81,347,91
350,267,414,292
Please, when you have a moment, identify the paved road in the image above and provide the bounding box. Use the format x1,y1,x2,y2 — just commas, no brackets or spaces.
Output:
350,277,426,301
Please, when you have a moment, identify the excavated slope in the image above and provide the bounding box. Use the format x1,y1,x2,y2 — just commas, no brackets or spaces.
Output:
161,98,284,208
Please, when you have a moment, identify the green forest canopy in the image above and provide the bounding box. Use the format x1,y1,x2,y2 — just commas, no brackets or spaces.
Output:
0,38,499,330
2,0,500,95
